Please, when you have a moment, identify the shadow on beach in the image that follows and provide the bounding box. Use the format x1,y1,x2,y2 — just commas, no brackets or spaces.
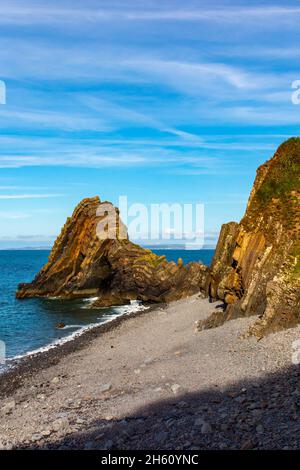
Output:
26,363,300,450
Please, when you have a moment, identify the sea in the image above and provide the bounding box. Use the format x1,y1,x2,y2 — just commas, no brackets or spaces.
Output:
0,249,214,366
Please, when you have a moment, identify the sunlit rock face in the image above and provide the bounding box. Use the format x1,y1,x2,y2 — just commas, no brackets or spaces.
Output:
16,139,300,336
16,197,208,306
200,138,300,337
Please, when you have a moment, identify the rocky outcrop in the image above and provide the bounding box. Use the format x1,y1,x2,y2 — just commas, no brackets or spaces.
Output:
16,197,207,306
16,139,299,336
199,138,300,337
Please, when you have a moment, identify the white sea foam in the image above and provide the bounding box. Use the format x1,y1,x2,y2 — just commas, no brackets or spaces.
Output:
82,296,99,303
5,300,148,369
59,325,83,330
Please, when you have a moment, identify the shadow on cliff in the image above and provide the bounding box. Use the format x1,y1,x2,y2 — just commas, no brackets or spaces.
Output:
27,363,300,450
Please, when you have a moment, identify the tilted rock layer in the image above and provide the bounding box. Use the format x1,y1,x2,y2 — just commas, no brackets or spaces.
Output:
16,139,299,336
17,197,207,305
200,138,300,337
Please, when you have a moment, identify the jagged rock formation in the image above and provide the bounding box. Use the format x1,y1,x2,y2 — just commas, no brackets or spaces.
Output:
199,138,300,337
16,197,207,306
16,139,299,336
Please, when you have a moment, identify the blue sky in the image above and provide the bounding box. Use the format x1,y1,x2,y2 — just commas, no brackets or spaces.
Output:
0,0,300,248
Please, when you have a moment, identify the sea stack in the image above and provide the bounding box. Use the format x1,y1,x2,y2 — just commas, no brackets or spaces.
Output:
199,138,300,337
16,197,207,305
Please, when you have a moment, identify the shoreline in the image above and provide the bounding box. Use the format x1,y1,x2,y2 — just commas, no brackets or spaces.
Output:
1,294,300,449
0,302,163,398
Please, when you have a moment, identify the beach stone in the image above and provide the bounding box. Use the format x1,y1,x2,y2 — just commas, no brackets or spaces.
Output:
52,417,70,433
201,422,212,434
102,439,113,450
99,383,112,393
248,402,261,410
31,434,42,442
218,443,227,449
240,439,256,450
84,441,95,450
76,418,85,425
55,411,70,419
134,369,141,374
171,384,181,394
41,430,51,437
37,394,46,400
2,400,16,415
234,396,246,404
51,377,60,384
174,350,183,356
144,357,154,365
220,423,229,432
83,395,93,401
4,443,14,450
155,431,168,443
177,401,188,408
194,417,204,427
72,401,82,409
227,391,239,399
256,424,264,434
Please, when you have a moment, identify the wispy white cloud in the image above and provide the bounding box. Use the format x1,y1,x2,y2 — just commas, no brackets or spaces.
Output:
122,58,260,90
0,153,150,169
0,0,297,245
0,108,110,132
120,58,295,101
125,7,300,22
0,211,31,219
217,106,300,125
0,185,62,190
0,234,56,241
0,194,63,199
0,130,281,172
0,4,300,25
0,150,218,170
80,95,203,141
0,134,284,151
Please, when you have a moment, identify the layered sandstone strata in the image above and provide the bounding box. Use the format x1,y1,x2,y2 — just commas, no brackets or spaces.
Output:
16,197,207,306
16,138,300,337
199,138,300,337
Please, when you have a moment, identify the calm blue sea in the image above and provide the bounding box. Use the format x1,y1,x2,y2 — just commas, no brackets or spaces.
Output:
0,249,214,361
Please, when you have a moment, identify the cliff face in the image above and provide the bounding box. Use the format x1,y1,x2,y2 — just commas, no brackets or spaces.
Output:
16,138,299,335
16,197,207,306
200,138,300,337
